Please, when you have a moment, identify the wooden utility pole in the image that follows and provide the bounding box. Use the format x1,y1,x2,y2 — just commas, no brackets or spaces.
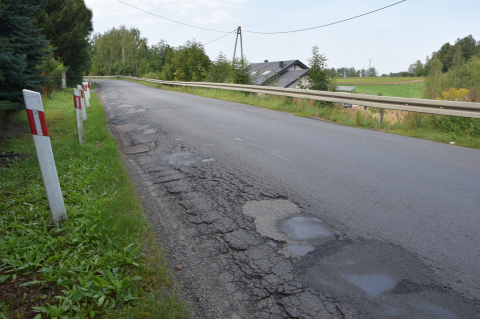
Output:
368,59,371,77
233,26,243,61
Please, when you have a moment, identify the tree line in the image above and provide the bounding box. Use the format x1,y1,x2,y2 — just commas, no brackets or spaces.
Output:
89,26,254,84
0,0,93,120
421,35,480,101
88,26,335,91
333,67,379,78
409,35,479,76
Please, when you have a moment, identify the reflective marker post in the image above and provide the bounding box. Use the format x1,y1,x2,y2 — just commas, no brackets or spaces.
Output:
73,88,85,145
82,82,90,107
77,84,87,120
22,90,67,225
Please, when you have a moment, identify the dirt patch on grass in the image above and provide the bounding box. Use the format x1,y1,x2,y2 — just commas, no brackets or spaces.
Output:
369,109,410,124
0,272,63,319
0,151,25,165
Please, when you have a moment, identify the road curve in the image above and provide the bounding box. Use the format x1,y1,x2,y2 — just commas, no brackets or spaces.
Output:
96,79,480,318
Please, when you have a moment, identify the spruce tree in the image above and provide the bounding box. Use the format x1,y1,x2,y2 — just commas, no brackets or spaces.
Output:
0,0,50,119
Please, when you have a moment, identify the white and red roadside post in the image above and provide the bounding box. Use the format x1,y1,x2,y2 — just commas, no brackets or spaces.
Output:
22,90,68,224
82,81,90,107
77,84,87,120
73,88,85,145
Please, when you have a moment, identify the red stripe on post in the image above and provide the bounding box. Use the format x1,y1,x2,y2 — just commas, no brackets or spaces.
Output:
74,95,81,109
26,109,37,135
38,111,49,137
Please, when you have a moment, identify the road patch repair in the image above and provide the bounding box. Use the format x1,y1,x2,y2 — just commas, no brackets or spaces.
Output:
96,80,480,319
242,200,332,257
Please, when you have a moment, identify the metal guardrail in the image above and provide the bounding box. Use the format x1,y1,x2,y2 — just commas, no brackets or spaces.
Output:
85,75,480,119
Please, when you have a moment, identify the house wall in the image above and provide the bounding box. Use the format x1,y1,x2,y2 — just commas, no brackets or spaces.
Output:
286,63,307,71
286,75,309,89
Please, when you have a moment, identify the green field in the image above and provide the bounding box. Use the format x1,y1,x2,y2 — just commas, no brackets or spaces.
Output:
337,77,423,84
352,83,424,98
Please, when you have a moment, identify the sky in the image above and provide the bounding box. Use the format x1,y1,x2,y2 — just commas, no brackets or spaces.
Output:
83,0,480,75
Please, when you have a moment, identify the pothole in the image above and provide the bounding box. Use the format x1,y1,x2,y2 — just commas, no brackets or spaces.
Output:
242,200,333,257
107,116,135,125
116,104,136,108
344,273,396,297
297,239,480,318
286,245,315,256
242,199,300,242
278,216,331,241
160,152,213,166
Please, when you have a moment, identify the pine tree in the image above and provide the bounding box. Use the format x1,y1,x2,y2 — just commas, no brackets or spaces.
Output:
0,0,50,119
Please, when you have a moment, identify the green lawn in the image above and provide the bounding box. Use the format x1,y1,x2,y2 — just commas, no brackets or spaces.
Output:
337,77,423,84
352,83,424,98
0,89,189,318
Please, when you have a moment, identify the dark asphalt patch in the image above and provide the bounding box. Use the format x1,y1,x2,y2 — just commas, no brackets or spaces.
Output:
296,238,480,318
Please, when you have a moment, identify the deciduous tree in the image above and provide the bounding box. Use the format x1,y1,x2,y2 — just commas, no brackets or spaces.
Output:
38,0,93,85
302,46,336,91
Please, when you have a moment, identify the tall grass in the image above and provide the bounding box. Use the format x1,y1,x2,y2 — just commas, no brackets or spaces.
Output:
353,83,423,98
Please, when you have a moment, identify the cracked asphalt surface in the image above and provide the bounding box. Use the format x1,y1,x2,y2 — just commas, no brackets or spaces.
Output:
95,80,480,318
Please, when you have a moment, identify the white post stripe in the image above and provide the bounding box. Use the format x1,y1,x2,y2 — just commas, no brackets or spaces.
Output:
22,89,67,225
83,82,90,107
73,88,85,145
32,110,43,135
77,84,87,120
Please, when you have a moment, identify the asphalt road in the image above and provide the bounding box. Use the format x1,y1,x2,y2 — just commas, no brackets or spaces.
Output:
96,80,480,318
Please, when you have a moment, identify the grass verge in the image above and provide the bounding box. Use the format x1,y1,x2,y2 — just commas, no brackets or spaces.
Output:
120,78,480,149
0,89,189,318
353,83,423,98
336,77,422,84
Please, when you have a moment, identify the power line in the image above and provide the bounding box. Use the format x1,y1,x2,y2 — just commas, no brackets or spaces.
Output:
116,0,406,36
242,1,407,34
116,0,230,33
204,29,237,46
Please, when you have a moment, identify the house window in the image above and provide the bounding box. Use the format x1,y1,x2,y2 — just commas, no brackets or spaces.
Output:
262,70,271,76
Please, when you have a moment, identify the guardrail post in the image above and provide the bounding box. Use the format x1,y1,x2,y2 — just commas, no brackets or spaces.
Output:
22,89,68,225
77,84,87,120
379,108,385,124
73,88,85,144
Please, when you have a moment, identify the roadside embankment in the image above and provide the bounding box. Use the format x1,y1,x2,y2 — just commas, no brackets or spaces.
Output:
0,89,189,318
